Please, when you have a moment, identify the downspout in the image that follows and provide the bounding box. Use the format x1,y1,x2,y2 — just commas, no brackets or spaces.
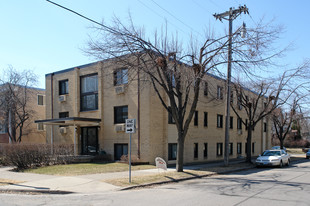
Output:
137,58,141,159
51,73,54,154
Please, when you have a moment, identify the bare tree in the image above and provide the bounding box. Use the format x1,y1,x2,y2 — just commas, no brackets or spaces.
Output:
231,62,310,163
0,67,38,143
84,14,286,171
271,96,302,149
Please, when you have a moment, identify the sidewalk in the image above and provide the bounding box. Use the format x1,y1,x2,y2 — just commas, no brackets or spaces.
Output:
0,155,304,194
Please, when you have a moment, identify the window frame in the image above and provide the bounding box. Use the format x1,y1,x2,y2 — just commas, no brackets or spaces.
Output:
217,114,223,128
229,143,233,155
230,116,233,129
80,74,98,111
237,117,242,130
237,142,242,154
37,95,44,106
263,122,267,132
216,143,223,156
114,68,128,86
168,143,177,160
204,112,208,127
204,143,208,158
59,79,69,95
194,111,198,126
217,86,223,100
204,82,208,96
114,105,128,124
194,143,198,159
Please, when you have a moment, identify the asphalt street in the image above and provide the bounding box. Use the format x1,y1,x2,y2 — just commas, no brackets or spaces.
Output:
1,159,310,206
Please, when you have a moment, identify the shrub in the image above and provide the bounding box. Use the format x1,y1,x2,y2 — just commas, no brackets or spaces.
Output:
3,144,50,170
2,144,75,170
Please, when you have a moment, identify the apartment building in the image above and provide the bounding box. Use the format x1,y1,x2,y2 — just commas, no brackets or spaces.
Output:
0,85,46,144
36,58,271,165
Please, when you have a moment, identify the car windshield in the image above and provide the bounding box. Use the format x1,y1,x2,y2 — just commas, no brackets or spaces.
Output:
261,151,281,156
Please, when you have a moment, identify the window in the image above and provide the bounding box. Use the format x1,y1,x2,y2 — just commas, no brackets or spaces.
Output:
38,95,44,105
229,143,233,155
204,82,208,96
114,144,128,160
59,112,69,127
217,114,223,128
217,86,223,99
204,143,208,158
59,79,69,95
252,142,255,154
217,143,223,156
168,72,176,88
80,74,98,111
237,117,242,130
114,106,128,124
237,143,242,154
0,122,7,134
168,143,177,160
245,119,248,130
59,112,69,118
237,95,242,110
194,111,198,126
230,91,234,104
204,112,208,127
245,143,248,154
264,122,267,132
168,107,175,124
230,116,233,129
114,68,128,86
194,143,198,159
37,123,44,131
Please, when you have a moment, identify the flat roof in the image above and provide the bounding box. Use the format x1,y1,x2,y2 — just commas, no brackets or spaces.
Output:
35,117,101,126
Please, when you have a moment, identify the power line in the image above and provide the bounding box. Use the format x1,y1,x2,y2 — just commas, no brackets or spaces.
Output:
191,0,213,15
46,0,117,35
136,0,188,35
149,0,203,38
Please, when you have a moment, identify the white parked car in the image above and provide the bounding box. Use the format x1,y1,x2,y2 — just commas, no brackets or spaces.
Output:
271,146,287,151
306,150,310,159
256,149,290,167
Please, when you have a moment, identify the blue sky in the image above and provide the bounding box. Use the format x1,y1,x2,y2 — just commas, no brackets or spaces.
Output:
0,0,309,89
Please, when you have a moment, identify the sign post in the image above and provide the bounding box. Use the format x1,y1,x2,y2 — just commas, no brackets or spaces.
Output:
125,119,136,183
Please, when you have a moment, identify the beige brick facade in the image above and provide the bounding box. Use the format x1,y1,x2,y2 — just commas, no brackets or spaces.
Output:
43,59,271,165
0,86,46,144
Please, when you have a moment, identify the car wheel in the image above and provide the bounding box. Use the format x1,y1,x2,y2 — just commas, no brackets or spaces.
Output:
279,160,283,168
286,159,290,166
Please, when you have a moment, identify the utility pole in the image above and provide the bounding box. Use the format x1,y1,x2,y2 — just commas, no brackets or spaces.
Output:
213,5,249,166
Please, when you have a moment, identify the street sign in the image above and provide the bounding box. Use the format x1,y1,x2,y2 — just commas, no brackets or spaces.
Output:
125,119,136,134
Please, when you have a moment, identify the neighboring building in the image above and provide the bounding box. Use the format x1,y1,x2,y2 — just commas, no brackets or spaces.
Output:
36,58,271,165
0,85,46,144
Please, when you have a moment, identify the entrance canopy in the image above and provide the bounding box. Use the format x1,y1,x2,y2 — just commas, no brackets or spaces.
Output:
35,117,101,126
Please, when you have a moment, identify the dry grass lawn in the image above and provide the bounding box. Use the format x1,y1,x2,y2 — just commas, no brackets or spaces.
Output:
24,163,155,176
0,179,24,186
105,162,254,187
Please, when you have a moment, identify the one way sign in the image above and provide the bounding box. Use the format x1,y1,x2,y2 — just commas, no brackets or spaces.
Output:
125,119,136,134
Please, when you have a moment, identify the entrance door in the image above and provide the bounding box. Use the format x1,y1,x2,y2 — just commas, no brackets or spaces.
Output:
81,127,98,155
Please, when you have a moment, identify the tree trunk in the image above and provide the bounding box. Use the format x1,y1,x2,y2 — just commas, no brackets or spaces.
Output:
280,138,284,150
246,126,252,163
176,132,185,172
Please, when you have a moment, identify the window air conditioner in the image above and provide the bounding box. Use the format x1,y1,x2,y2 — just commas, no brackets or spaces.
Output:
115,86,125,95
238,129,242,135
59,127,67,134
59,95,66,102
115,124,125,132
